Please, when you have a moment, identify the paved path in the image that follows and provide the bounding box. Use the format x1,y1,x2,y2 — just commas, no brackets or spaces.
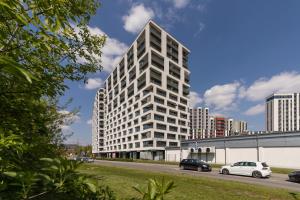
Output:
93,160,300,192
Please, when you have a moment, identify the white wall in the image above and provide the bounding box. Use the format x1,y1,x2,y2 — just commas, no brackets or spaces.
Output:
165,146,300,169
215,149,225,164
261,147,300,168
227,148,257,164
166,150,181,162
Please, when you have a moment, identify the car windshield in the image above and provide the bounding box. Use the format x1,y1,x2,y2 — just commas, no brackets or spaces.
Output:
261,162,269,167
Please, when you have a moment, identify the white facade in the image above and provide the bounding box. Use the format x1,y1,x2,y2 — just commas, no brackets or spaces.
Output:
92,89,105,153
189,107,209,139
92,21,190,159
189,108,247,139
226,119,248,136
266,93,300,132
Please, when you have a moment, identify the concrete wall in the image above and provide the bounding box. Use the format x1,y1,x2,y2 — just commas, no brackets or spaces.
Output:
165,132,300,169
227,148,257,164
166,149,181,162
261,147,300,168
166,147,300,168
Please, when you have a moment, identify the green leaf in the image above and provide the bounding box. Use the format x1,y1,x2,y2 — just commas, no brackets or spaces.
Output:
3,171,17,178
0,56,37,83
40,158,54,162
0,2,12,10
85,182,96,193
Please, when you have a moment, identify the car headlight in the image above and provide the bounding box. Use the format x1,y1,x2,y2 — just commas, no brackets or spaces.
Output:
202,165,207,167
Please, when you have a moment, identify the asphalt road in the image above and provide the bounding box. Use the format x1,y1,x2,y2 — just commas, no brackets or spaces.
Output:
92,160,300,192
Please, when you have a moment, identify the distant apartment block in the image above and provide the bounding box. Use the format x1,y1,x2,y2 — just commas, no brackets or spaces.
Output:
226,118,248,135
92,89,105,153
189,107,209,139
266,93,300,132
189,107,247,139
92,21,190,160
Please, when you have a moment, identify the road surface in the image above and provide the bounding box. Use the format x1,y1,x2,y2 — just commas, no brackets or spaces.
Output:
92,160,300,192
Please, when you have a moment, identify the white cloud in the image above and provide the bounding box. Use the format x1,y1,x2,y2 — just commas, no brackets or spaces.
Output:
244,104,265,116
58,110,80,134
75,25,128,73
204,82,241,111
88,26,128,73
170,0,191,8
58,110,81,123
87,119,92,125
61,125,72,131
243,71,300,101
123,4,154,34
84,78,103,90
189,91,202,108
193,22,205,37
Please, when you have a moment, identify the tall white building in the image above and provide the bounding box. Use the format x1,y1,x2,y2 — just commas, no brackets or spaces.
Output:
226,119,248,136
266,93,300,132
189,107,209,139
92,89,105,153
92,20,190,160
189,107,247,139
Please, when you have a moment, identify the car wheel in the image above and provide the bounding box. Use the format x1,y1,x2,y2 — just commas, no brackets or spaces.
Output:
197,167,203,172
252,171,262,178
222,168,229,175
289,177,295,182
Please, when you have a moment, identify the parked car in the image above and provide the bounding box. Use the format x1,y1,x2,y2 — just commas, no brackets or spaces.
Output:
220,161,272,178
179,159,212,172
81,157,94,163
288,171,300,182
74,156,94,162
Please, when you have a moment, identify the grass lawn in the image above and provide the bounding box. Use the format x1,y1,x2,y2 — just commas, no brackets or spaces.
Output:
95,158,295,174
78,164,300,200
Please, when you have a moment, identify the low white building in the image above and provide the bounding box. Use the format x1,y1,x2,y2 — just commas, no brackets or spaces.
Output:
165,131,300,169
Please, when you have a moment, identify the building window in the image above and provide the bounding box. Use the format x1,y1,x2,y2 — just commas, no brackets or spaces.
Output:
156,141,166,147
154,114,164,121
127,46,134,70
150,68,162,86
150,24,161,52
156,88,166,97
157,123,167,130
182,84,189,97
127,83,134,98
167,36,178,63
182,48,189,69
129,66,136,83
137,73,146,91
169,61,181,79
119,59,125,79
154,132,164,139
156,106,167,113
137,30,146,58
151,51,164,71
167,76,179,93
154,96,164,105
139,53,148,73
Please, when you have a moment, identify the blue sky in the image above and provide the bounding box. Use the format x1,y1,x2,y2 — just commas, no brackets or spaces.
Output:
61,0,300,145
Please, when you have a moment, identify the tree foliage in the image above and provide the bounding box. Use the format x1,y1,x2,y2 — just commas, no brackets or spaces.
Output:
0,0,108,199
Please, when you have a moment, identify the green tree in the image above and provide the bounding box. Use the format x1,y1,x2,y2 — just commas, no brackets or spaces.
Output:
0,0,108,199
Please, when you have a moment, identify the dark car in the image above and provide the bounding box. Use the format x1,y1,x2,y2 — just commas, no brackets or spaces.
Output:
179,159,212,172
288,171,300,182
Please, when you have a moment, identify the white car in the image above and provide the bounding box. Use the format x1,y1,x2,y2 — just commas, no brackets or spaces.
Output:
220,161,272,178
